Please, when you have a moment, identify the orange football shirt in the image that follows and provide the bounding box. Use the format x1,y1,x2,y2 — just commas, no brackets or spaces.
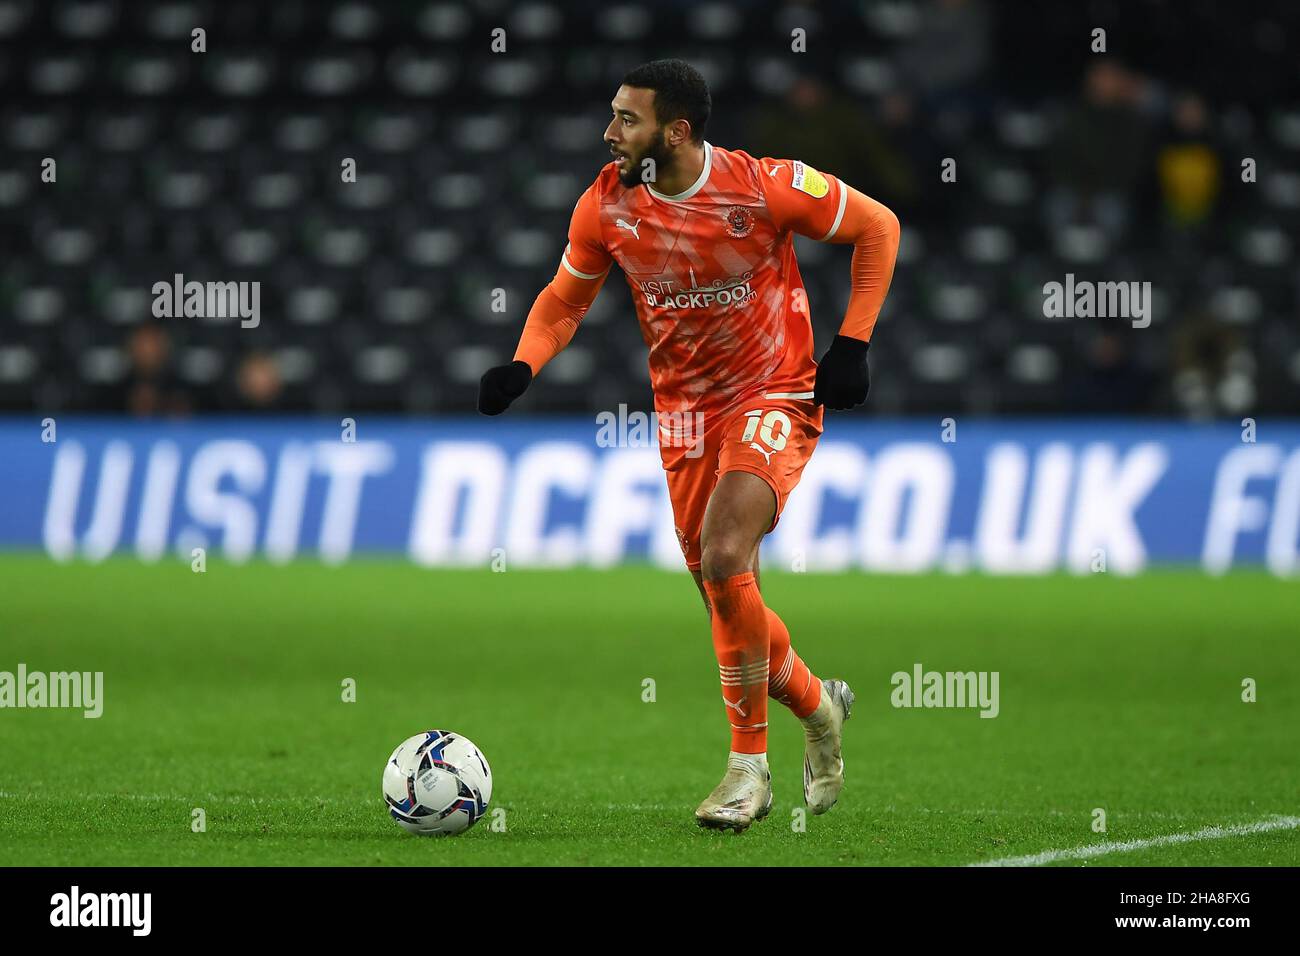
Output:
560,142,851,420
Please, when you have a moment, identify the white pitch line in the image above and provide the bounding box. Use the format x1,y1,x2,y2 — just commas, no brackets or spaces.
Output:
969,815,1300,867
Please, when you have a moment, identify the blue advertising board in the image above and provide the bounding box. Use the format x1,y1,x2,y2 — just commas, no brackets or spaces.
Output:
2,417,1298,575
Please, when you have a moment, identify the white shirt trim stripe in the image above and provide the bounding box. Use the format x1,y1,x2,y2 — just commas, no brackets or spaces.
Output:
561,253,606,280
764,391,815,400
819,177,849,241
647,141,713,203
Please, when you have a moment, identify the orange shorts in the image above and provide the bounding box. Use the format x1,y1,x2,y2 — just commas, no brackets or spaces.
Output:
658,394,824,571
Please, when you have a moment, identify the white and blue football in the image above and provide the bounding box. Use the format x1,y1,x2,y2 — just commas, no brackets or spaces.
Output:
382,730,492,836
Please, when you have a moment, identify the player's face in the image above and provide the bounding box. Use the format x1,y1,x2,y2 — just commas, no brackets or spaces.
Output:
605,86,672,189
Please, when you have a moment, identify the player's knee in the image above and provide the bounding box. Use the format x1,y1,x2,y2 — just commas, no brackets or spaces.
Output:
700,537,752,583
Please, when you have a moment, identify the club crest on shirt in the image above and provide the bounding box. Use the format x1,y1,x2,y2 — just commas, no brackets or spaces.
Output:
723,205,756,238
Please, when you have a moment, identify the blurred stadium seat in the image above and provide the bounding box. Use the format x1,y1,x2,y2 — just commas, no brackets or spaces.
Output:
0,0,1297,417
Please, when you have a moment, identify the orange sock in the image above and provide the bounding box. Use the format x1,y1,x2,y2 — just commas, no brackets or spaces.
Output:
702,572,770,754
766,607,822,718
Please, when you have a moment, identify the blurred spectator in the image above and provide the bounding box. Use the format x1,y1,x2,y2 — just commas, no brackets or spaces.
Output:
1046,61,1155,239
234,352,284,411
1068,328,1156,413
895,0,993,125
1156,94,1220,230
749,77,930,221
874,89,949,224
123,324,189,418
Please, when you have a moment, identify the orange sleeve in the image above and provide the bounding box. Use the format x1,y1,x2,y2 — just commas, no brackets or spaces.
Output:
559,181,613,280
512,182,612,374
830,183,900,342
512,264,608,375
760,158,900,342
759,157,845,241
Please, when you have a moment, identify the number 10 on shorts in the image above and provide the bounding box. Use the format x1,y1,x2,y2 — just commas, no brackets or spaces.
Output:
741,409,791,453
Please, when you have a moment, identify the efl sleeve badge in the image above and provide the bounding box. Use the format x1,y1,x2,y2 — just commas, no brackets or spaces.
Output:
790,160,829,199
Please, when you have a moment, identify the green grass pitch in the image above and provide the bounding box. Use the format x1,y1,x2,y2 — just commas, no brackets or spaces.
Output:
0,553,1296,866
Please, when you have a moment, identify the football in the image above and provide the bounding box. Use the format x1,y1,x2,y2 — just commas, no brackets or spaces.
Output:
382,730,493,836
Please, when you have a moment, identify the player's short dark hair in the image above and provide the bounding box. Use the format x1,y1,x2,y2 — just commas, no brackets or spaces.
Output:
621,59,710,144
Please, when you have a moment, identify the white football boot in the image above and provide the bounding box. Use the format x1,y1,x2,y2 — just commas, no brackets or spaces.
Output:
694,753,773,832
802,679,854,814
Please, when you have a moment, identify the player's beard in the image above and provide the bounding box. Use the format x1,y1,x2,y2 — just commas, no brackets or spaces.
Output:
617,128,673,189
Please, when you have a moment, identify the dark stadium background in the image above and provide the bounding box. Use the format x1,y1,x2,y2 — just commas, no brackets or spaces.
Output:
1,0,1296,419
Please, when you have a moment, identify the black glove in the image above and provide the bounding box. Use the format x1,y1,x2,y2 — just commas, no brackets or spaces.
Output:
814,335,871,410
477,360,533,415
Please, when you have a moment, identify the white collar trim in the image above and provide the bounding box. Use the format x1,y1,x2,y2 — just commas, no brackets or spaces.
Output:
648,141,712,202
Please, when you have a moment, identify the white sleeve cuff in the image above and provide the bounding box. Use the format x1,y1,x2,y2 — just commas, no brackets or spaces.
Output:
562,253,606,280
819,177,849,242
